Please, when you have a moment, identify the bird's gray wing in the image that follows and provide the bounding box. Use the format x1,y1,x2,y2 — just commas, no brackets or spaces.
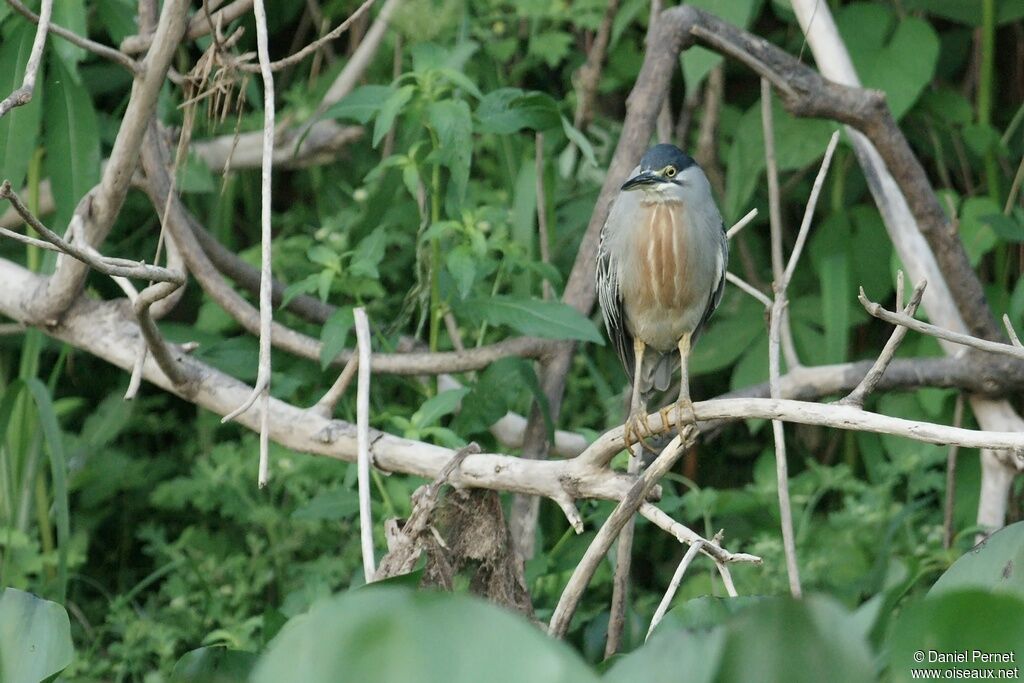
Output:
692,223,728,346
596,222,634,383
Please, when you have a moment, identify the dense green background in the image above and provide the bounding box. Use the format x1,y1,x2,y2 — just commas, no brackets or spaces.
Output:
1,0,1023,680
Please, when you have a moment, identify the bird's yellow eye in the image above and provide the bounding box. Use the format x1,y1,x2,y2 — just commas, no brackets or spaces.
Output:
665,166,677,178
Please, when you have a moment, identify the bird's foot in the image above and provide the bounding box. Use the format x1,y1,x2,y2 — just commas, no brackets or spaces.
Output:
624,411,656,453
660,398,696,436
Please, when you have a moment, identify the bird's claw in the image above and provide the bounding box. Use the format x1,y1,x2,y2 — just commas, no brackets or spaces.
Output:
660,399,696,436
624,411,656,453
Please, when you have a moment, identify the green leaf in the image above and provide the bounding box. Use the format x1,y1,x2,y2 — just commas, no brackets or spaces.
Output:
888,591,1024,682
324,84,394,124
527,30,573,67
291,488,360,521
809,214,852,364
373,85,415,147
169,647,257,683
900,0,1024,26
446,245,477,299
603,625,725,683
681,0,761,90
0,22,45,193
689,299,765,375
412,388,470,428
350,228,393,279
959,197,1003,265
475,89,560,134
837,4,939,119
715,596,875,683
436,67,483,99
319,307,354,370
0,588,74,683
459,296,604,343
195,336,260,381
252,587,599,683
51,0,87,67
561,116,597,167
23,379,71,603
427,99,474,211
929,521,1024,600
95,0,138,44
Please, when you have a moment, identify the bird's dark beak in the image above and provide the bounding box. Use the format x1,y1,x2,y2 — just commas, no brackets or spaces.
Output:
620,171,661,191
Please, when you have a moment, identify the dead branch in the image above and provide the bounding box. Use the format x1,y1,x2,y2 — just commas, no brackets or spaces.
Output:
27,0,189,323
0,0,51,118
860,290,1024,362
121,0,253,54
4,0,140,74
841,279,927,407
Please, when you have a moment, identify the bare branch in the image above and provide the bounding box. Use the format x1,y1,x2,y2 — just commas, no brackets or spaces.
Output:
0,0,52,119
236,0,378,73
646,540,704,642
121,0,253,54
4,0,140,74
549,429,697,639
840,278,927,408
573,0,620,131
28,0,189,322
578,399,1024,469
1003,314,1022,349
782,131,841,286
313,0,403,114
605,450,641,658
312,355,359,418
726,272,772,309
0,182,184,285
725,208,758,240
860,289,1024,362
355,307,376,583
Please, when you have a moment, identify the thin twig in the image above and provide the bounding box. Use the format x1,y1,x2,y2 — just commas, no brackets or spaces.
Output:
604,448,641,658
767,131,840,599
0,0,52,119
1002,314,1022,348
0,182,183,284
725,208,758,240
236,0,378,73
312,354,359,417
224,0,276,488
726,272,772,309
943,393,965,549
354,307,376,583
549,428,698,639
782,131,841,285
840,278,927,408
860,290,1024,362
4,0,141,74
761,79,800,370
645,539,703,642
535,133,553,300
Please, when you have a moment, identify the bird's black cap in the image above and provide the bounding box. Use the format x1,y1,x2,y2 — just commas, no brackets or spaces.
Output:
638,144,697,173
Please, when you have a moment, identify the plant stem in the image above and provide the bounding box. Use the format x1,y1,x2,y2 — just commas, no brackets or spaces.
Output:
978,0,1000,201
428,130,442,356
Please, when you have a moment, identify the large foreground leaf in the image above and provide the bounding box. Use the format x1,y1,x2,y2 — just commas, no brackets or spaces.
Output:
252,587,599,683
929,520,1024,600
0,588,74,683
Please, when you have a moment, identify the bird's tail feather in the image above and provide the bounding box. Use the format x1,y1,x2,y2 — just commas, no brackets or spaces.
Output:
637,350,679,401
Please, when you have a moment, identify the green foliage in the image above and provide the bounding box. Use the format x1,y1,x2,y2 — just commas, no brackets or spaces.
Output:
0,587,74,683
252,586,599,683
0,0,1022,679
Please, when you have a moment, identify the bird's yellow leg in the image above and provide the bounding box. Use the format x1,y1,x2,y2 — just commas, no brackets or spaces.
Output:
625,338,655,452
660,332,696,434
